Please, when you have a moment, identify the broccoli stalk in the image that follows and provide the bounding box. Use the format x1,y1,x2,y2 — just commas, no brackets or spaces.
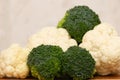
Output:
57,6,101,44
27,45,63,80
61,46,95,80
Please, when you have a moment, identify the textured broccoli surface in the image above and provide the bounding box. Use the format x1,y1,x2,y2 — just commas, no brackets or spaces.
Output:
27,45,63,80
57,6,101,44
61,46,95,80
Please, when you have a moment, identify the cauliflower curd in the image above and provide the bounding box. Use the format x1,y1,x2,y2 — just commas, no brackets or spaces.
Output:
80,23,120,75
27,27,77,51
0,44,29,78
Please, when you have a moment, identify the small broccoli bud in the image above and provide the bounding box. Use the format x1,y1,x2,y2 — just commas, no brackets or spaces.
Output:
61,46,95,80
27,44,63,80
57,6,101,44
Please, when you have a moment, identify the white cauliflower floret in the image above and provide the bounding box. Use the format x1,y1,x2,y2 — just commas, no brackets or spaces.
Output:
81,23,118,49
98,37,120,75
94,23,118,36
80,23,120,75
0,44,29,78
27,27,77,51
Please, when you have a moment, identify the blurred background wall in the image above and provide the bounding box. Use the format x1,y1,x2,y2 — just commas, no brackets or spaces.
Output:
0,0,120,50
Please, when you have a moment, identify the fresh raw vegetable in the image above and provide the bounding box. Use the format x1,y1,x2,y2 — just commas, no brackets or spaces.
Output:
57,6,101,44
1,4,120,80
27,27,77,51
27,45,63,80
61,46,95,80
80,23,120,75
0,44,29,78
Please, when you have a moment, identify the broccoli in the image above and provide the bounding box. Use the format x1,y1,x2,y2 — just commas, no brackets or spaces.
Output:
57,6,101,44
61,46,95,80
27,44,63,80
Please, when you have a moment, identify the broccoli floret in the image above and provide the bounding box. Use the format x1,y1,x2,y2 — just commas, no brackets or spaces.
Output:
61,46,95,80
57,6,101,44
27,45,63,80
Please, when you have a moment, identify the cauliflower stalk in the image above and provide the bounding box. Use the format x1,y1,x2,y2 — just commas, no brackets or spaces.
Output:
80,23,120,75
0,44,29,78
27,27,77,51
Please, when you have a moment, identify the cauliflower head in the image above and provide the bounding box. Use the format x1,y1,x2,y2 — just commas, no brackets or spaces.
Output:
0,44,29,78
27,27,77,51
80,23,120,75
94,23,118,36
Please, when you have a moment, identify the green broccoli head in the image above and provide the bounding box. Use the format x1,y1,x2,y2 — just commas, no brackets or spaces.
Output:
61,46,95,80
27,44,63,80
57,6,101,44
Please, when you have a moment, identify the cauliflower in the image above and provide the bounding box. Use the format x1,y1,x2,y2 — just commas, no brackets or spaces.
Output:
79,23,120,75
27,27,77,51
94,23,118,36
0,44,29,78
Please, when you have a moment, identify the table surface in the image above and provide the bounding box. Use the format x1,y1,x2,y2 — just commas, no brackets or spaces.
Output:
1,75,120,80
91,75,120,80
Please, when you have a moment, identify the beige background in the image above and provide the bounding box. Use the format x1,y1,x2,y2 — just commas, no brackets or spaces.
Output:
0,0,120,50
